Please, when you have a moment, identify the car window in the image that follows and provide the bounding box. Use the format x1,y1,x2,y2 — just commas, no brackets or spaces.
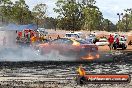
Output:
66,34,71,37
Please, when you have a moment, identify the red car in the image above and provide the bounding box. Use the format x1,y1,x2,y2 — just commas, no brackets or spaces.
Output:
35,38,99,61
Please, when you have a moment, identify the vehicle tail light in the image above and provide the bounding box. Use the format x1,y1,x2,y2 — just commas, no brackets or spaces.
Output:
81,46,86,49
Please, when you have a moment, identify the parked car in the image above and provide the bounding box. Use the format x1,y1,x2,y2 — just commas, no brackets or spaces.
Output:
86,34,96,43
65,32,84,40
113,36,127,50
95,38,109,46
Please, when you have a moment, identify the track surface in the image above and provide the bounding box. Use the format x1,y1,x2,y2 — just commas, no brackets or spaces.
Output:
0,51,132,88
0,45,132,88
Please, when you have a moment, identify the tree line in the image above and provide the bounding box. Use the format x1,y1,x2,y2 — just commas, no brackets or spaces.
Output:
0,0,132,32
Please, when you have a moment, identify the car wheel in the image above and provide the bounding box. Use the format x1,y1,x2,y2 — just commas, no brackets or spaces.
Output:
113,46,117,50
122,44,125,50
124,45,127,49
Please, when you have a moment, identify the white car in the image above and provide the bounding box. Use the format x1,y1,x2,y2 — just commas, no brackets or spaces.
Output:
65,32,83,40
86,34,96,43
96,38,109,46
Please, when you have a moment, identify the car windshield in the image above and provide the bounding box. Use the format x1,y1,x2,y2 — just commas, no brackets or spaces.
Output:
51,38,73,44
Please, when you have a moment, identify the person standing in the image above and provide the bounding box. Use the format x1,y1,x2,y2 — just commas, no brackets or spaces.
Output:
77,64,86,76
57,35,60,39
108,34,114,51
77,64,86,85
116,37,119,45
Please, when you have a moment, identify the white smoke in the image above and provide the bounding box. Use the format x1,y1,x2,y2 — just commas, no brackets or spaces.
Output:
0,29,78,61
0,46,79,61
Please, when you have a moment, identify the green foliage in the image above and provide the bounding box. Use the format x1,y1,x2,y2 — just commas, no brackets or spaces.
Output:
54,0,83,31
0,0,118,32
43,17,58,29
81,4,103,31
102,19,116,32
54,0,104,31
116,9,132,32
32,3,47,27
0,0,34,24
32,3,47,19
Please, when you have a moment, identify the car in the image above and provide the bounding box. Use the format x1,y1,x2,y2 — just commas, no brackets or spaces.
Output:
37,28,48,35
86,33,96,43
95,38,109,46
65,32,84,40
113,36,127,50
35,38,99,61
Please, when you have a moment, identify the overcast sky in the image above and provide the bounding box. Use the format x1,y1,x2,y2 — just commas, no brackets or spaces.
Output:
22,0,132,24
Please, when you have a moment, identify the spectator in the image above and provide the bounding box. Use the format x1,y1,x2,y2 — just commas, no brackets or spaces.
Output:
108,34,114,51
49,37,52,41
77,64,86,85
128,40,132,45
77,64,86,76
116,37,119,45
57,35,60,39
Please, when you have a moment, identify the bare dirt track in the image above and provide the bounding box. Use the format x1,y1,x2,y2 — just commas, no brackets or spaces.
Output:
0,61,132,88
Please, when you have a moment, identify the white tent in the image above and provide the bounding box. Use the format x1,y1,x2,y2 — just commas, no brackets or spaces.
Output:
0,30,17,47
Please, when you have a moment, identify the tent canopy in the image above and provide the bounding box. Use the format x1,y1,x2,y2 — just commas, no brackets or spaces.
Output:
1,24,37,31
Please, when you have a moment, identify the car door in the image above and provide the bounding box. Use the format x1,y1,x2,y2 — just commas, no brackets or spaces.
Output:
51,39,63,51
60,39,77,55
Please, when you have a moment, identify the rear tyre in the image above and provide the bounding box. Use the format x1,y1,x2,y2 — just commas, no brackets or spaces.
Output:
122,44,125,50
114,46,117,50
113,43,117,50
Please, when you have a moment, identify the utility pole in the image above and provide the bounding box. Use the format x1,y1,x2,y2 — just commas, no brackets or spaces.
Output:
117,13,123,32
125,13,128,32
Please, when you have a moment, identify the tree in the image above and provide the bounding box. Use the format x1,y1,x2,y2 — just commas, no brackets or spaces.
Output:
12,0,33,24
0,0,13,23
116,8,132,32
102,19,116,32
32,3,47,28
54,0,103,31
82,6,103,31
54,0,83,31
0,0,34,24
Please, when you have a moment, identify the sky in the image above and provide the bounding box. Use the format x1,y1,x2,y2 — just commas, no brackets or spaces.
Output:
15,0,132,24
